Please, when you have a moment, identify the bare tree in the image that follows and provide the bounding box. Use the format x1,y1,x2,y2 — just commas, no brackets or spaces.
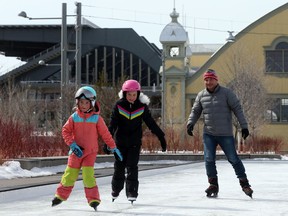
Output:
93,72,126,124
221,45,271,149
0,82,39,125
0,80,70,133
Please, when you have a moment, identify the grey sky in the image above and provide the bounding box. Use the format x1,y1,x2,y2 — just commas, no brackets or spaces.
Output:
0,0,287,72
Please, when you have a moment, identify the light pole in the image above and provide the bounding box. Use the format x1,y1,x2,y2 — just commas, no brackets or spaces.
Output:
75,2,82,89
161,51,166,128
18,2,82,86
18,2,81,124
19,2,82,90
61,3,67,96
19,3,72,97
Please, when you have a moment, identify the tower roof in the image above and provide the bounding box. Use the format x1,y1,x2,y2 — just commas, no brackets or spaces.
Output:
159,8,188,43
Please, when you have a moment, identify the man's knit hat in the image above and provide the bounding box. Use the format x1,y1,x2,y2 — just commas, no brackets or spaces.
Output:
203,69,218,81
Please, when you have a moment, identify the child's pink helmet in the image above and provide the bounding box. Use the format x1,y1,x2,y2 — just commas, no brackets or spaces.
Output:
122,79,141,92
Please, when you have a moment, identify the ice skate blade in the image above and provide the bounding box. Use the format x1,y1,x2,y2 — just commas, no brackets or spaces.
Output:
206,193,218,198
247,194,253,199
128,197,136,204
243,188,253,199
89,201,99,211
51,197,62,207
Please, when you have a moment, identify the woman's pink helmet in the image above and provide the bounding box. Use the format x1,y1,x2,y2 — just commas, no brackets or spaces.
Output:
122,79,141,92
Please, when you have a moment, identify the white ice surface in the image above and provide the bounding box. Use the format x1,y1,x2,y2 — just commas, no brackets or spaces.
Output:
0,159,287,216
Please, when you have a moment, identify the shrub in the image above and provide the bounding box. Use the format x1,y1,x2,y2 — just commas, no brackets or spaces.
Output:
0,115,283,160
0,118,67,159
244,135,283,154
141,126,203,153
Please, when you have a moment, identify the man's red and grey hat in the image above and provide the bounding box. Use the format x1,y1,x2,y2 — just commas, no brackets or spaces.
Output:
203,69,218,81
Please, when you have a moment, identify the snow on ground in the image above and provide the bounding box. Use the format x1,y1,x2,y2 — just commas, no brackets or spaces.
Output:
0,160,188,180
0,158,288,216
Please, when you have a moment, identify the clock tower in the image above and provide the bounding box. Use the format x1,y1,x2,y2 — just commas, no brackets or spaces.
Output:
159,8,191,129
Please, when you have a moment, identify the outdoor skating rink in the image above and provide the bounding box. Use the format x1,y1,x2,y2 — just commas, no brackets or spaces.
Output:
1,159,287,216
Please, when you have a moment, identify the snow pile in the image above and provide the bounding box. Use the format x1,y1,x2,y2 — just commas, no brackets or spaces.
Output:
0,160,188,180
0,161,54,180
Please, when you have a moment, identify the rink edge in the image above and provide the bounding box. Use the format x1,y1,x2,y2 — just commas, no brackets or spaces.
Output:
9,153,281,170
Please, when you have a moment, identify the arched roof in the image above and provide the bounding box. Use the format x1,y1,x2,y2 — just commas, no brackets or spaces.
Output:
0,24,162,85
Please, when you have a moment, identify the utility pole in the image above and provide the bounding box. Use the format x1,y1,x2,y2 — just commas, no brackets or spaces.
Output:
75,2,82,89
161,51,166,129
61,3,68,124
18,2,80,126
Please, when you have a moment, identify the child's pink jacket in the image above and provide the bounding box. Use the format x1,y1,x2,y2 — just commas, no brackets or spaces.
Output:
62,104,116,155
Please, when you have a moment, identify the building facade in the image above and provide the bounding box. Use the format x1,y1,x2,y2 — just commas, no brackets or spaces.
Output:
161,4,288,152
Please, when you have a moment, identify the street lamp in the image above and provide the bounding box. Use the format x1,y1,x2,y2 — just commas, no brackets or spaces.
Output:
18,11,65,20
38,60,60,67
19,3,68,99
38,59,70,86
19,2,82,123
18,2,82,90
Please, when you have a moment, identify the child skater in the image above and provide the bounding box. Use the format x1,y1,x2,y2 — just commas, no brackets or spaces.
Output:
52,86,123,211
103,79,167,203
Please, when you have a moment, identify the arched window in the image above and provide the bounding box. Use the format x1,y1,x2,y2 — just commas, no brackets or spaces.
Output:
275,42,288,49
265,41,288,73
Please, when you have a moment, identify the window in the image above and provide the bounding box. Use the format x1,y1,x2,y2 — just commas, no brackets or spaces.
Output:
169,46,179,57
282,99,288,122
265,41,288,73
267,98,288,123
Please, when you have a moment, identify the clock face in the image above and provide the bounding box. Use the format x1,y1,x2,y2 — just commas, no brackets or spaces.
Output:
169,47,179,57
